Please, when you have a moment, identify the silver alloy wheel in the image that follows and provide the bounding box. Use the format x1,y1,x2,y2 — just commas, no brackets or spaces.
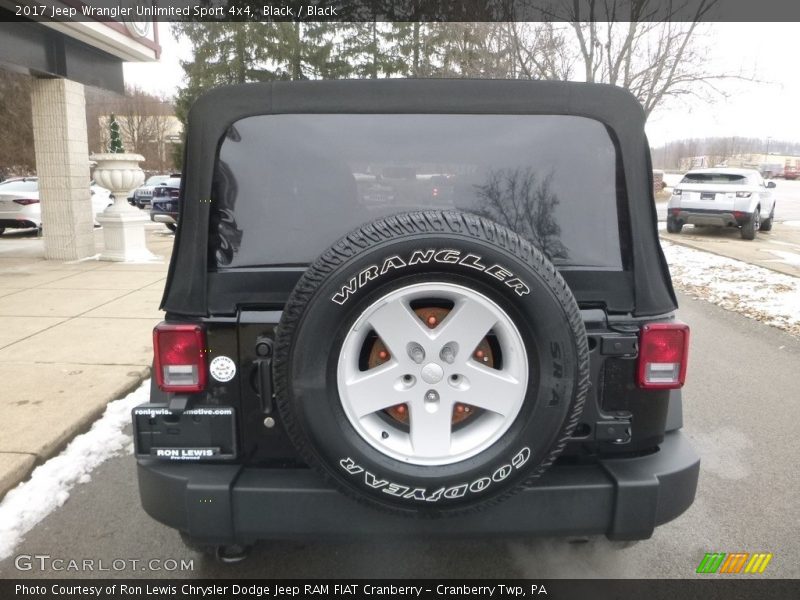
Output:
337,282,529,466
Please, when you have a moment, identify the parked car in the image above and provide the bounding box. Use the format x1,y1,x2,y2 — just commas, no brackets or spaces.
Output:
128,175,173,208
667,168,777,239
149,177,180,231
0,177,113,235
134,80,697,560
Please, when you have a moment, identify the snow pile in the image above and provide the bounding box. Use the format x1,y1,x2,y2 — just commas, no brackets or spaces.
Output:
662,241,800,336
0,381,149,561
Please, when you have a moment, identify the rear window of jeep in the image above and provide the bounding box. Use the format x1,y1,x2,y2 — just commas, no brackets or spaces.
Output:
211,114,624,269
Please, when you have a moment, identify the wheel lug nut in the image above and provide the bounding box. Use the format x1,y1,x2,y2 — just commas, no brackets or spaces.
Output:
407,343,425,364
440,343,458,364
425,390,439,402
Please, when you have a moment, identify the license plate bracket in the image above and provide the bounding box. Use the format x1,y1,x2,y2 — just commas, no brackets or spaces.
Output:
133,404,237,461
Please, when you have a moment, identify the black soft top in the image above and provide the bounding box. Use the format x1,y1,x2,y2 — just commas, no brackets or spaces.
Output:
161,79,677,318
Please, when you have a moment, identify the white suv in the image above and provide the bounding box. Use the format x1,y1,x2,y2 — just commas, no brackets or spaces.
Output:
667,167,777,240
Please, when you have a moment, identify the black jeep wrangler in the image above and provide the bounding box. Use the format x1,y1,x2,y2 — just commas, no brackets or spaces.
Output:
133,80,699,557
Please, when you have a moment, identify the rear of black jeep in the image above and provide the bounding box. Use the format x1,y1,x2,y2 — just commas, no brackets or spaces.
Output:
133,80,699,555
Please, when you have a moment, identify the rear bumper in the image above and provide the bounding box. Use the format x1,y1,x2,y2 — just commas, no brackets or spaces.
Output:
0,218,39,229
670,208,748,227
151,212,177,224
137,429,699,544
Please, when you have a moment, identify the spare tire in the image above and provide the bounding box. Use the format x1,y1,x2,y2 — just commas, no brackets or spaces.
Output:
274,211,589,516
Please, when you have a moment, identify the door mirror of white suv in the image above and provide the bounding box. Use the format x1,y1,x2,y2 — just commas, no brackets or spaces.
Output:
767,181,777,189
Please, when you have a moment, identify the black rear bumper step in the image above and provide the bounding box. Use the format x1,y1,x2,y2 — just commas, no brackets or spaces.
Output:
137,429,699,544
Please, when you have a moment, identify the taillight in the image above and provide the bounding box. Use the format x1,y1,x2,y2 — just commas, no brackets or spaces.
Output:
153,323,207,392
733,210,746,220
637,323,689,389
13,199,39,205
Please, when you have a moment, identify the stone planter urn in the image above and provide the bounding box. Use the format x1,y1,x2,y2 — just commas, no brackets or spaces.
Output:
90,153,157,262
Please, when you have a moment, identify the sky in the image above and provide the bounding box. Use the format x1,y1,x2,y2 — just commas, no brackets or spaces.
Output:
123,22,800,147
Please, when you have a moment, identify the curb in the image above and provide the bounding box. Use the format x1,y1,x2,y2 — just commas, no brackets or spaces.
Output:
0,366,150,501
658,232,800,280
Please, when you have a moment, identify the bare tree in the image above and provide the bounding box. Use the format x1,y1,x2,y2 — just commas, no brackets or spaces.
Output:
85,85,118,157
0,69,35,178
507,22,575,80
510,0,751,118
473,167,569,261
92,86,178,173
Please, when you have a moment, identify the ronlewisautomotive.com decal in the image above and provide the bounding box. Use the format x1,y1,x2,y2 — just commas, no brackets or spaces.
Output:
331,249,531,305
338,447,530,502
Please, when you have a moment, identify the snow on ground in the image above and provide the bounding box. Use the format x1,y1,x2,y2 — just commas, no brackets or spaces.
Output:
662,241,800,337
0,381,149,561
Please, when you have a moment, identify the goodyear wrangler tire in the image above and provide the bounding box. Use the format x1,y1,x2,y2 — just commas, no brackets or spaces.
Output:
274,211,589,516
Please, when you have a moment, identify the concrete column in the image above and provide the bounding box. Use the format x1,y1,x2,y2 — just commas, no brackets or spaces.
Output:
30,78,95,260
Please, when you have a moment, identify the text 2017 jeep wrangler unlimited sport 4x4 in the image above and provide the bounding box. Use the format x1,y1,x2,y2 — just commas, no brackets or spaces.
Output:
133,80,699,558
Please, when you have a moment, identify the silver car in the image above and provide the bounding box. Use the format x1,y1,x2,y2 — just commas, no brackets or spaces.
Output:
129,175,173,208
667,168,777,240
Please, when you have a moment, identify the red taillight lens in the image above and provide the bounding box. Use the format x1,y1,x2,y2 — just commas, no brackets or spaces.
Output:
153,323,207,392
13,199,39,205
637,323,689,389
733,210,746,220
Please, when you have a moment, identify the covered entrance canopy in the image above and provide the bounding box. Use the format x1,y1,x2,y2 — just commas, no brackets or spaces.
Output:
0,7,159,260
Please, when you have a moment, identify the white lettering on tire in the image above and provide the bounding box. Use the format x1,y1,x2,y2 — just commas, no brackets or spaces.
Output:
331,249,531,305
338,447,531,503
469,477,492,493
492,464,513,482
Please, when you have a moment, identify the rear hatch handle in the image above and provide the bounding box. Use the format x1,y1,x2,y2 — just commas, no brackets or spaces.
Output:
254,337,274,414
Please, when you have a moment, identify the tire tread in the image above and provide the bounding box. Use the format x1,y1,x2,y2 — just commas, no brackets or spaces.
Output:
273,210,590,516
